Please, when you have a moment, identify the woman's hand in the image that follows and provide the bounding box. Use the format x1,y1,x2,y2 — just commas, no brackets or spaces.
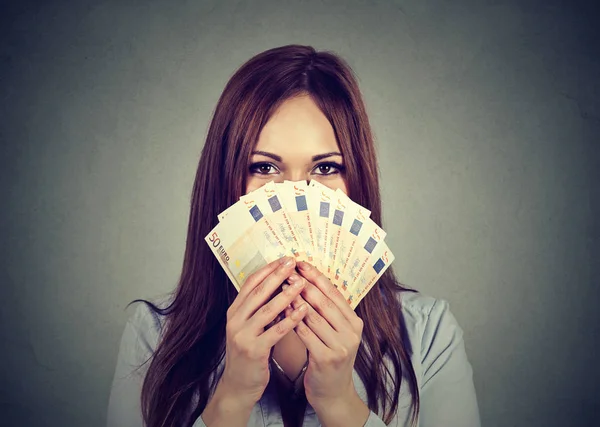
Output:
218,256,308,407
284,261,369,426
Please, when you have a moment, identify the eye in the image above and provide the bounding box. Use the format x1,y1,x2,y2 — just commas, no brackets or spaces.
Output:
312,162,345,176
249,162,279,175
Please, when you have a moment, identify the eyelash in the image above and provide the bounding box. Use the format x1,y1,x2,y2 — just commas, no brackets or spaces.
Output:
314,162,345,175
248,162,345,176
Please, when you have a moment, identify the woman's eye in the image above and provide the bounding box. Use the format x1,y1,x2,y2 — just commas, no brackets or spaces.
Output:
313,162,344,176
249,163,278,175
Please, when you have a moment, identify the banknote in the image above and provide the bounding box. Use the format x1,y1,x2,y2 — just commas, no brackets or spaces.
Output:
307,180,335,272
205,210,270,290
326,189,371,279
228,193,292,261
206,180,394,310
347,241,394,309
277,180,316,262
338,218,387,296
217,203,236,222
241,181,307,260
331,201,371,288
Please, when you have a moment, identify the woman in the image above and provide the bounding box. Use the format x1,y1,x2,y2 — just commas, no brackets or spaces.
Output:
106,44,481,427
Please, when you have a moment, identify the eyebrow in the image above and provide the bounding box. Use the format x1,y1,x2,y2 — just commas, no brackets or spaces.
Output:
251,150,342,162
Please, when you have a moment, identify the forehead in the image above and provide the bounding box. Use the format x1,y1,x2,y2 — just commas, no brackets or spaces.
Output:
254,95,340,155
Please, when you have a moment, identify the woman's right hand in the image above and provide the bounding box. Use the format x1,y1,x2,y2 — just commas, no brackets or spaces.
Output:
218,256,308,407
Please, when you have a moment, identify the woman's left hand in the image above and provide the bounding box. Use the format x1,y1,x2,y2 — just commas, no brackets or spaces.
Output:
283,261,368,423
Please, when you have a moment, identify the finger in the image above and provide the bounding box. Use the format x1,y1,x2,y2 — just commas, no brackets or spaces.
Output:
290,288,339,349
229,256,293,315
237,258,297,321
247,273,306,333
284,305,293,318
297,261,356,322
293,316,330,357
259,302,309,348
295,271,350,334
282,286,294,318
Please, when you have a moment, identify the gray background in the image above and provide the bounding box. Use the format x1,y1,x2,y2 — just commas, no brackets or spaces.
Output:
1,0,598,426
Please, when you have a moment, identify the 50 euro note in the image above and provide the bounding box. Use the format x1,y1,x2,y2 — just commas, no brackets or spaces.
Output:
217,203,236,222
206,197,291,290
331,204,371,288
326,189,371,280
277,180,317,262
205,215,267,292
307,180,335,272
337,218,387,297
346,241,395,309
242,181,308,261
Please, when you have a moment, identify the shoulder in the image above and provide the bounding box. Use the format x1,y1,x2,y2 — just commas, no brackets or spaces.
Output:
398,290,461,329
394,292,481,424
396,290,465,368
122,294,172,357
397,290,455,326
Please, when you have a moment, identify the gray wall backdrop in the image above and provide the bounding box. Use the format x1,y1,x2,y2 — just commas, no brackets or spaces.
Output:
1,0,598,426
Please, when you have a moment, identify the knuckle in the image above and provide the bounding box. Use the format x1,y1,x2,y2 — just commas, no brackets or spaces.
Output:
273,321,288,336
339,346,350,359
225,321,236,337
231,333,245,350
237,285,251,300
259,303,273,316
322,353,336,365
245,270,259,284
328,286,342,298
296,323,311,337
308,312,322,324
353,317,364,331
328,350,346,366
252,283,265,297
236,340,262,360
324,297,336,310
246,266,268,286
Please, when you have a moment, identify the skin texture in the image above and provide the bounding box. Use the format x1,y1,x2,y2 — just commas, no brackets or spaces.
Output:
201,257,309,427
246,94,348,194
288,262,370,427
243,95,370,427
246,94,348,380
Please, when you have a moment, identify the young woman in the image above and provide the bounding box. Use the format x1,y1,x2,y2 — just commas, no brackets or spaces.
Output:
106,44,481,427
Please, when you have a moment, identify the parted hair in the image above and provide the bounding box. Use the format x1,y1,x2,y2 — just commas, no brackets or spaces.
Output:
132,44,420,427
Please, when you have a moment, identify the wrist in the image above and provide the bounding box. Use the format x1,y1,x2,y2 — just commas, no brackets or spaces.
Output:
312,390,370,427
308,384,355,414
216,379,259,413
202,380,255,426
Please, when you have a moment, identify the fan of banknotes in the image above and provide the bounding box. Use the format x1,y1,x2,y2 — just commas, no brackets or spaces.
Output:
205,180,394,310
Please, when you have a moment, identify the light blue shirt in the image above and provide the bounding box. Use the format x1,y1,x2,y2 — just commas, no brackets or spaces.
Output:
106,291,481,426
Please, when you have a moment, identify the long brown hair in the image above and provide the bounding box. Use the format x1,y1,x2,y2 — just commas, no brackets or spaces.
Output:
132,44,420,427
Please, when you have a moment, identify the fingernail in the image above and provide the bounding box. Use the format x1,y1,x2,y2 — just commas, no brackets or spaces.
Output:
297,303,308,312
283,257,295,268
280,256,290,265
291,278,304,289
298,261,311,271
282,284,290,290
287,273,300,284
